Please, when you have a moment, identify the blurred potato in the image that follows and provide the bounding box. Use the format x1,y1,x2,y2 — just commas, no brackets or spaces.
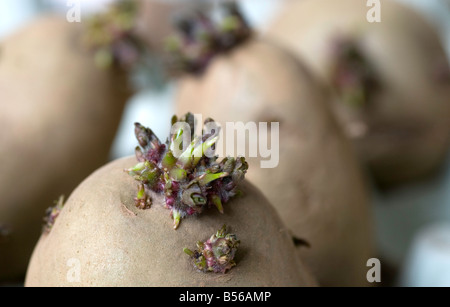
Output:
173,3,374,286
0,16,131,282
266,0,450,188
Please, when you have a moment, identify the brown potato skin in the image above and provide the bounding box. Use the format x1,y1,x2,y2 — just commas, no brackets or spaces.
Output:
174,39,374,286
266,0,450,188
0,16,131,282
25,156,317,287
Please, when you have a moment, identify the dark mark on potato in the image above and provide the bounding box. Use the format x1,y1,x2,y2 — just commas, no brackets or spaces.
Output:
293,236,311,248
0,224,11,243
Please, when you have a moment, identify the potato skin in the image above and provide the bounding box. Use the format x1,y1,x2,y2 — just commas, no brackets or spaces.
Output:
0,16,131,281
174,40,374,286
25,156,317,287
266,0,450,188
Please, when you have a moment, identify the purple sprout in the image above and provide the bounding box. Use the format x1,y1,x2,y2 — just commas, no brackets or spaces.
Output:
165,1,252,75
330,37,380,107
184,225,240,274
125,113,248,229
43,196,65,233
83,0,144,70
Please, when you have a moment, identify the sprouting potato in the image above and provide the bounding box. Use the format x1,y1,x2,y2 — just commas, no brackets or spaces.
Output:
25,115,317,286
170,3,374,286
266,0,450,188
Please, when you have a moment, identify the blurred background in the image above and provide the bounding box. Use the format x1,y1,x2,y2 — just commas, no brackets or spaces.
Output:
1,0,449,286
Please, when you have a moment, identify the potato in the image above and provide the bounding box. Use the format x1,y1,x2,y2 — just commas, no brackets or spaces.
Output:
0,15,131,281
25,156,317,287
266,0,450,188
171,5,374,286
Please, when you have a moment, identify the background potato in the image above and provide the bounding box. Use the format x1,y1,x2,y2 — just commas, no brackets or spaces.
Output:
0,16,131,282
266,0,450,188
175,38,374,286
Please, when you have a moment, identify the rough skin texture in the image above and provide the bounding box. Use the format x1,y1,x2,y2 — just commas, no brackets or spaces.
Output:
175,39,374,286
0,16,131,282
25,157,317,287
